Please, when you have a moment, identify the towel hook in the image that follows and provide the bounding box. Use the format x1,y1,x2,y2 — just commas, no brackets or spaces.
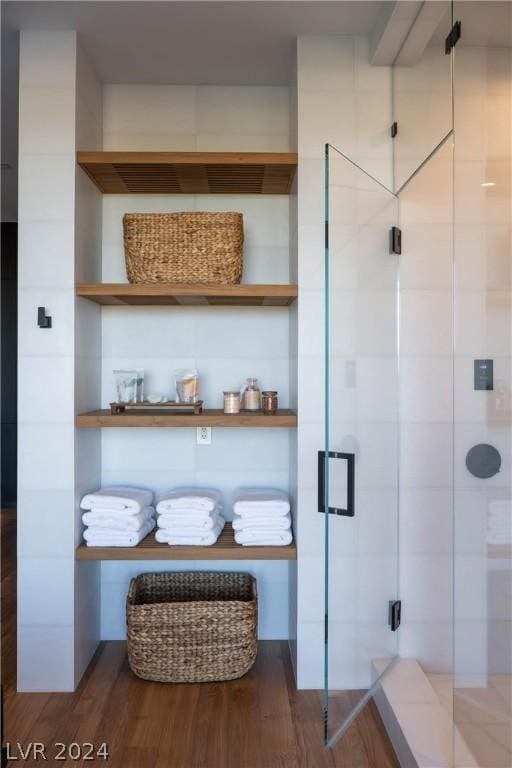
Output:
37,306,52,329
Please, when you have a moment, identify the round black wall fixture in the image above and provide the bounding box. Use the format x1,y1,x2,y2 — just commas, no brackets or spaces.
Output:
465,444,501,479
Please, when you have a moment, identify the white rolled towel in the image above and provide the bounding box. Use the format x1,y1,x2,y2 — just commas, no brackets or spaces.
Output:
232,512,291,531
233,488,290,517
157,488,222,514
84,518,155,547
82,506,155,532
155,517,225,546
157,511,222,531
155,507,222,523
81,486,154,514
234,529,292,546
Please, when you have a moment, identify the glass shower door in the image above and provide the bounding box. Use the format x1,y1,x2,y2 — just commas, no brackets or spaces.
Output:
323,144,400,745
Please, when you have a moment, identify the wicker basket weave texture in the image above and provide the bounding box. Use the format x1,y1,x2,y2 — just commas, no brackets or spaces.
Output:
126,571,257,683
123,212,244,284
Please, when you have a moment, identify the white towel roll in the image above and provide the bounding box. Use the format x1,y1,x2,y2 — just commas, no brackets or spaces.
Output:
234,529,292,546
155,517,225,546
157,487,222,514
157,511,222,531
233,488,290,517
84,518,155,547
232,512,291,531
82,506,155,532
81,486,154,514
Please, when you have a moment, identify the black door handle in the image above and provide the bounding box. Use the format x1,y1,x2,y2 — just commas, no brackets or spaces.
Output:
318,450,355,517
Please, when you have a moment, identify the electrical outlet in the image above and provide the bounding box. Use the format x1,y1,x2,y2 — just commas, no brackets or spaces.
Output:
196,426,211,445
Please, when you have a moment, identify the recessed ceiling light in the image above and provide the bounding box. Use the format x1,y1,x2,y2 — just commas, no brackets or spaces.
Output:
481,181,496,187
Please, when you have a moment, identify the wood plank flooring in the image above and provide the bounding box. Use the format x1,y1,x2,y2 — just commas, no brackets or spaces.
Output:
1,510,398,768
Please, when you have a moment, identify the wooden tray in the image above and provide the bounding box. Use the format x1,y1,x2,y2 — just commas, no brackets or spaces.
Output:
110,400,203,415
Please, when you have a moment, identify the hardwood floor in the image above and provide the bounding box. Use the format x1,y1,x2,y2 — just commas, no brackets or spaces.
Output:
1,510,398,768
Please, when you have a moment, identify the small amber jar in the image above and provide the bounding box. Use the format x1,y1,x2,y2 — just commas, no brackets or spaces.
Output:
261,391,278,415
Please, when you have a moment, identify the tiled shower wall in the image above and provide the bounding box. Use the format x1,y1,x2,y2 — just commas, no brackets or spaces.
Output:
453,42,512,683
397,39,512,683
398,138,455,674
98,84,296,641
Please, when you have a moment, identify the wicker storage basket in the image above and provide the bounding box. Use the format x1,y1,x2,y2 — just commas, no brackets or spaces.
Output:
123,212,243,284
126,571,257,683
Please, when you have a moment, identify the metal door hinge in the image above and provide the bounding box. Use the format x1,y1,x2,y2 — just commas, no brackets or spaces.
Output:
391,121,398,138
445,21,461,54
389,600,401,631
390,226,401,255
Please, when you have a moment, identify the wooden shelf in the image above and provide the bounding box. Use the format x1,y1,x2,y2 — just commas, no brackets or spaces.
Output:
77,151,297,195
76,282,297,307
76,408,297,428
76,524,296,561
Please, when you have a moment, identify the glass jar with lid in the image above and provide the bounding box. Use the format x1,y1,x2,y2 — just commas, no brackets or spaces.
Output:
242,378,261,411
224,391,240,414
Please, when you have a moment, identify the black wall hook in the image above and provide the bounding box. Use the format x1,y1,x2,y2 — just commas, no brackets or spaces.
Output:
37,306,52,328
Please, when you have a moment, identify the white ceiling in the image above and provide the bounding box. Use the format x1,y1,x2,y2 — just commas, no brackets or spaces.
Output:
2,1,385,85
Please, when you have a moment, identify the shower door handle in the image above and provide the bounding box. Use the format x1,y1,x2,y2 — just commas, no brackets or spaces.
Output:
317,450,355,517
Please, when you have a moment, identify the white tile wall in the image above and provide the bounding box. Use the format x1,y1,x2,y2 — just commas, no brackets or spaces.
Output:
393,27,453,191
18,31,77,88
453,41,512,684
74,561,101,685
18,222,75,289
18,32,103,692
18,154,76,222
17,490,75,559
18,356,75,423
103,85,290,153
17,32,79,691
19,87,76,155
18,557,75,626
17,625,75,692
397,136,455,678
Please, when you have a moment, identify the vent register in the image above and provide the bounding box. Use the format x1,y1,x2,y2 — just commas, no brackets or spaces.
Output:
77,152,297,195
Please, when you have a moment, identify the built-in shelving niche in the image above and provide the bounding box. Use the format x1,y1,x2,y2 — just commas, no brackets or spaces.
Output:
75,150,297,563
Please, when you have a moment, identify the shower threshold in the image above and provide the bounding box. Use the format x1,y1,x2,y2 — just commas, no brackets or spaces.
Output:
372,659,506,768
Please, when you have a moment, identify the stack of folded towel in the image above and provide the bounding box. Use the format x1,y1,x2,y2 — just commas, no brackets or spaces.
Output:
487,500,511,545
80,486,156,547
155,488,224,546
232,489,292,546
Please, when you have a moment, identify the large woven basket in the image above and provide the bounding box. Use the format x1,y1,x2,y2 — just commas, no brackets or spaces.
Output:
123,212,243,284
126,571,257,683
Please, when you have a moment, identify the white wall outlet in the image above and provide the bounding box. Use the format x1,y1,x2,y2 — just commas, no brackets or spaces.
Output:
196,426,212,445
